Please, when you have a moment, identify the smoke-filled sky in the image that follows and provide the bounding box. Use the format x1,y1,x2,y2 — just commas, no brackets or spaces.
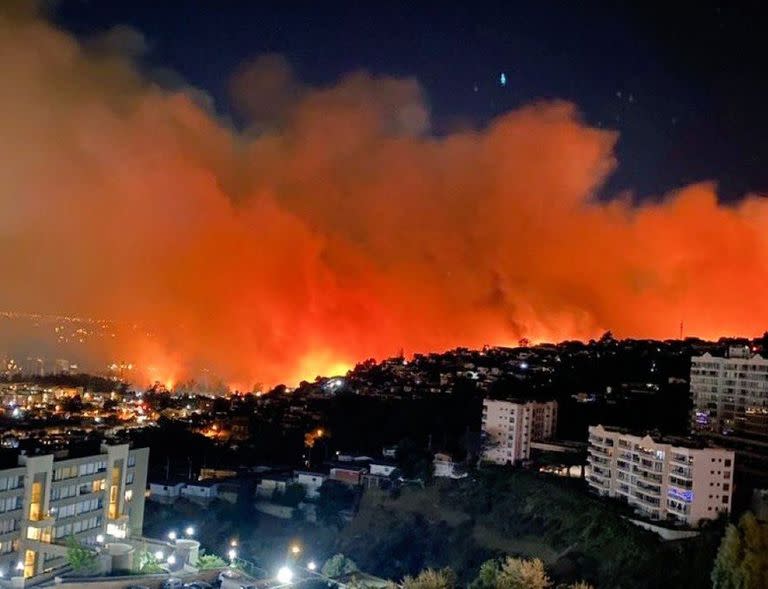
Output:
2,2,768,388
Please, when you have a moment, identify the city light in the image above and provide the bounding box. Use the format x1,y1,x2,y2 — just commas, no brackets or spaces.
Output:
277,566,294,584
185,526,195,536
168,531,177,541
307,561,317,571
230,539,238,547
15,562,23,571
290,543,301,555
154,550,164,561
228,549,237,561
167,555,176,565
95,534,104,543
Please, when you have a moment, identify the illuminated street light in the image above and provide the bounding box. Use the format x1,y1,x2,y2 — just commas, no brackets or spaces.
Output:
185,526,195,536
277,566,294,584
154,551,164,561
167,555,176,566
168,531,177,541
227,549,237,561
230,539,238,548
95,534,105,544
290,544,301,555
307,561,317,571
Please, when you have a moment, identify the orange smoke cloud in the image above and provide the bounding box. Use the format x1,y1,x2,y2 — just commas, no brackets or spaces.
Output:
1,7,768,388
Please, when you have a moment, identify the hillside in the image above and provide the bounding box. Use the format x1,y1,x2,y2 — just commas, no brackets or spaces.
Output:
335,469,724,588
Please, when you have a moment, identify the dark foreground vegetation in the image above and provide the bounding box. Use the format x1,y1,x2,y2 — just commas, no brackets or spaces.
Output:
146,468,730,588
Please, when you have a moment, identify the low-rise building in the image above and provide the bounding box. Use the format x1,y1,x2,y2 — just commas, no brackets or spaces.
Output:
294,471,327,499
255,474,290,498
329,464,367,486
180,480,219,504
587,424,734,526
368,460,398,477
433,453,467,479
148,480,186,503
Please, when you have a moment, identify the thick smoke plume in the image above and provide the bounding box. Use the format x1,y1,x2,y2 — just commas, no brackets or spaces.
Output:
1,7,767,388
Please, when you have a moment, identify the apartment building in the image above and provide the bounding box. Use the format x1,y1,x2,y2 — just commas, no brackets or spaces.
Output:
0,443,148,578
587,424,734,526
481,399,557,464
690,346,768,441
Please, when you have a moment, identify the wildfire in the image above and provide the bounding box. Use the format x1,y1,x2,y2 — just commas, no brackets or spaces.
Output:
2,7,768,390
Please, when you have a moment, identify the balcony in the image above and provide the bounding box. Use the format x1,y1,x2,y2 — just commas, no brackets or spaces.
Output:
635,481,661,496
632,491,662,508
670,465,692,479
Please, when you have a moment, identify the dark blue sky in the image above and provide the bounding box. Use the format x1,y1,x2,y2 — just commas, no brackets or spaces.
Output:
54,0,768,202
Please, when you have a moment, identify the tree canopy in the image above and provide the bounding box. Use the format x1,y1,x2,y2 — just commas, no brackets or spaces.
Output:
712,512,768,589
402,568,457,589
322,553,359,578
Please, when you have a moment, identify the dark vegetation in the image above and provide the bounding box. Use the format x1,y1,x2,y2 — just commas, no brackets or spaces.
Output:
336,469,725,589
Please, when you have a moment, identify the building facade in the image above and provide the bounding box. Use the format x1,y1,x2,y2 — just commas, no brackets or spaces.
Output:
690,346,768,441
0,444,148,578
481,399,557,464
587,424,734,526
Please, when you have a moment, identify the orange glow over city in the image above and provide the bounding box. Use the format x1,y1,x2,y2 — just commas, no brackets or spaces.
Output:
2,6,768,389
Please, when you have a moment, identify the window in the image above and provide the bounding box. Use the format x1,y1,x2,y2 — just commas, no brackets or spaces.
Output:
722,496,729,504
724,459,732,467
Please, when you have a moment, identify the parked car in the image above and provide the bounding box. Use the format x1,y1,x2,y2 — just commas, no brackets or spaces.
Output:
161,579,184,589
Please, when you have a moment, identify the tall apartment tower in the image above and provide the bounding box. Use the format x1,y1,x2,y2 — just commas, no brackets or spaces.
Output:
0,444,148,578
690,346,768,441
587,424,734,526
481,399,558,464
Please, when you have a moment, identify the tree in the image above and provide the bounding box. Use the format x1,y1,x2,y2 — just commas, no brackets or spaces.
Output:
402,568,456,589
498,558,551,589
198,551,227,570
471,557,551,589
712,512,768,589
316,480,355,526
322,554,359,578
276,483,307,507
134,547,164,574
470,558,502,589
396,439,434,482
66,536,97,574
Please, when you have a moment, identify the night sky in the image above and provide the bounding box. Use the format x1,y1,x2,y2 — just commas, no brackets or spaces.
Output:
53,0,768,203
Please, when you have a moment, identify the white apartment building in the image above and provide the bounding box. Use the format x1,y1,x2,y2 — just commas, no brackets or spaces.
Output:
481,399,557,464
587,424,734,526
690,346,768,440
0,443,148,578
